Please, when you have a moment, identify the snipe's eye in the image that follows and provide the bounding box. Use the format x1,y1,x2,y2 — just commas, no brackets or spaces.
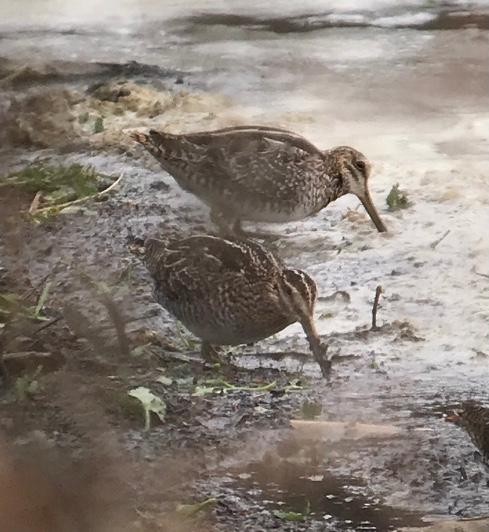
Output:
355,160,366,172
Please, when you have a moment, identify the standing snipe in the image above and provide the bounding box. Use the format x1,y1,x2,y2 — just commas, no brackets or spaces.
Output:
447,401,489,462
143,234,331,377
130,125,387,236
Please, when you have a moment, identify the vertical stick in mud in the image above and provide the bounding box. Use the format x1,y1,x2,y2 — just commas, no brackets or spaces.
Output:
371,285,383,330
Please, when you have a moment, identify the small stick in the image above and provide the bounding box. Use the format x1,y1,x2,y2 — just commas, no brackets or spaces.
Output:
475,271,489,280
28,191,42,214
32,315,62,335
21,271,53,301
430,229,450,250
93,312,158,333
371,285,383,330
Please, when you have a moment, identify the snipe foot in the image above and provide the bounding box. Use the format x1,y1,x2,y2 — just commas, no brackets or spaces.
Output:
239,229,282,242
210,209,281,241
201,342,222,365
210,209,241,238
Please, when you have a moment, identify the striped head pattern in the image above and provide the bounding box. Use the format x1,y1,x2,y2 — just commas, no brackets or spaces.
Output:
278,268,318,319
328,146,387,233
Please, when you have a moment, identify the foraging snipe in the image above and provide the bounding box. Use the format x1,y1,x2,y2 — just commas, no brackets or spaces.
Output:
143,234,330,377
447,401,489,462
130,125,387,236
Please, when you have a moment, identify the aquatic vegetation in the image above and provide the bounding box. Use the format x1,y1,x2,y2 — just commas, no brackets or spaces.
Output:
93,116,104,133
0,282,51,325
274,500,311,522
386,183,410,211
1,164,101,203
176,498,217,518
0,163,121,220
128,386,166,431
14,366,43,402
78,111,89,124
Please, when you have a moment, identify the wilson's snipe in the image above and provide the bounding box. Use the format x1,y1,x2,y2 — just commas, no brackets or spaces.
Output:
130,125,387,236
447,401,489,462
143,234,331,377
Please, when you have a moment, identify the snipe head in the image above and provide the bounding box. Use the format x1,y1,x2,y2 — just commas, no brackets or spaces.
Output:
277,268,330,377
328,146,387,233
278,269,317,320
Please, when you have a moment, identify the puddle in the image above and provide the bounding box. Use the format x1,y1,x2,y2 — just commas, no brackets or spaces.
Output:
227,458,425,530
198,384,489,531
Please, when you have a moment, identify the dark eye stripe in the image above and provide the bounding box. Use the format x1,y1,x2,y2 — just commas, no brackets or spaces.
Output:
284,269,317,311
345,162,361,182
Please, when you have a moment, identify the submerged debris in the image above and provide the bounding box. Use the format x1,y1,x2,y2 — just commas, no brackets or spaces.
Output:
0,283,51,325
176,497,217,518
273,507,308,522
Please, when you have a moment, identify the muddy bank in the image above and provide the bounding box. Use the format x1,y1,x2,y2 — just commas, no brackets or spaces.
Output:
0,59,239,151
177,9,489,34
0,57,186,89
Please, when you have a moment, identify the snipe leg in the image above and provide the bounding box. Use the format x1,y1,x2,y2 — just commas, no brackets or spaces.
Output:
210,209,280,241
239,229,282,242
201,342,222,365
231,218,281,241
231,220,280,241
210,209,240,238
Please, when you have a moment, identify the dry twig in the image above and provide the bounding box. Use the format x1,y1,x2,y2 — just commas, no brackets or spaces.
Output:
28,191,42,214
430,229,450,250
32,315,63,335
371,285,383,330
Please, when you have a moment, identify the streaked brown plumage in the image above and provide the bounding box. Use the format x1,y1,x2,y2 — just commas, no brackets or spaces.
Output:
143,234,330,377
130,125,387,236
447,401,489,462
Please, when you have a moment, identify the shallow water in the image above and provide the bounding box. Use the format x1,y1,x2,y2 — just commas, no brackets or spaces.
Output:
1,1,489,529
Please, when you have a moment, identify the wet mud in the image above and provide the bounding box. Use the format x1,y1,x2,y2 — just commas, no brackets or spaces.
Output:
1,2,489,529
